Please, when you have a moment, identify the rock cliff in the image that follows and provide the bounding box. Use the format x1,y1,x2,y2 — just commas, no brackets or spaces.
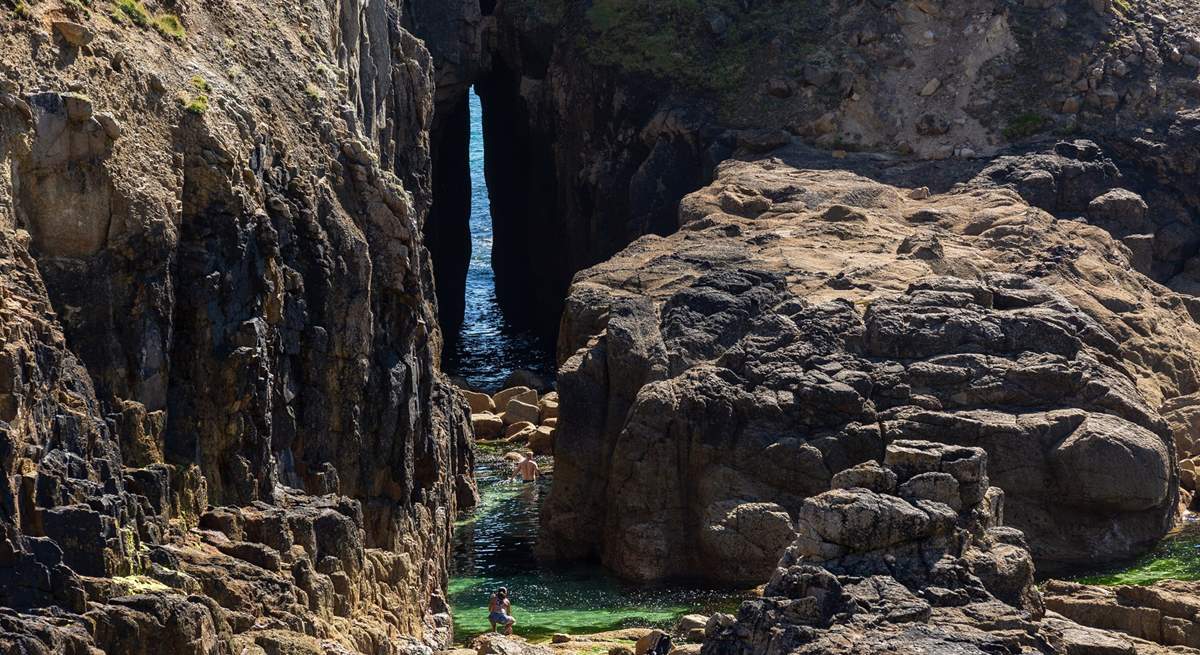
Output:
0,1,474,652
542,144,1200,581
445,0,1200,334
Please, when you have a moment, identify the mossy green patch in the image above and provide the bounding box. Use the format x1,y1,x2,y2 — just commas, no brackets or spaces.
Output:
113,0,150,27
8,0,31,19
153,14,185,39
1003,113,1047,141
112,575,172,594
1073,524,1200,586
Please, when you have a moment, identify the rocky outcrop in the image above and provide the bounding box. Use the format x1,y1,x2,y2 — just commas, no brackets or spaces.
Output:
702,441,1182,655
0,0,473,652
1045,578,1200,650
541,145,1200,581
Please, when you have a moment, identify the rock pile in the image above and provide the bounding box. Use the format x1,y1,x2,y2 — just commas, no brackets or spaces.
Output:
542,146,1197,583
702,441,1180,655
465,386,560,456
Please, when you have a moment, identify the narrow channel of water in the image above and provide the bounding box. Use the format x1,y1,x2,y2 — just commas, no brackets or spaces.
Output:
449,452,748,643
443,89,556,392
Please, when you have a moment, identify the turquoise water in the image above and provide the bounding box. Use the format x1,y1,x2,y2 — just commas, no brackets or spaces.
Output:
449,454,748,643
442,89,555,392
1074,516,1200,586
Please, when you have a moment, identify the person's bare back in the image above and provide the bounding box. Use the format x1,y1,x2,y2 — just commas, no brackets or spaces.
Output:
516,455,539,482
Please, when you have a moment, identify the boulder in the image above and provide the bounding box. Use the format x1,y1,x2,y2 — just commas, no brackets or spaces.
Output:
472,412,505,439
634,630,669,655
461,389,495,413
495,387,537,409
1088,188,1151,235
539,397,559,421
504,399,541,426
505,421,536,438
529,426,556,455
505,424,538,445
676,614,708,634
830,460,897,494
52,21,95,47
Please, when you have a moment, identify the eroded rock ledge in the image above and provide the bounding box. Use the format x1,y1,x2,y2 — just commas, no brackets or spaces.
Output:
542,144,1200,582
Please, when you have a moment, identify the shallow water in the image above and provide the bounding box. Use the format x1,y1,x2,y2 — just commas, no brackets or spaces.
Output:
1073,516,1200,586
449,454,748,643
442,89,556,392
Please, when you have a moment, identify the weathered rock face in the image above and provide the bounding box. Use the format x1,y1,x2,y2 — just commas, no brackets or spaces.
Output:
433,0,1200,337
542,146,1200,581
702,441,1181,655
0,0,474,652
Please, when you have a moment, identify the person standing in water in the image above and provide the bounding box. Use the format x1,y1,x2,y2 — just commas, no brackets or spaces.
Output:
488,587,516,635
513,453,539,482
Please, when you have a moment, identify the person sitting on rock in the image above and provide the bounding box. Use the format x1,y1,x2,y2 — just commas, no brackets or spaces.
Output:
513,453,539,483
488,587,516,635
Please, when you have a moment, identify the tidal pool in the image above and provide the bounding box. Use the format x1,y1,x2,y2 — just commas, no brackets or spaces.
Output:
449,454,747,643
1073,516,1200,586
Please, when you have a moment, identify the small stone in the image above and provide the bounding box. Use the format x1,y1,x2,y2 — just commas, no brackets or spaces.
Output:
95,113,122,140
62,93,93,122
908,187,931,200
919,78,941,96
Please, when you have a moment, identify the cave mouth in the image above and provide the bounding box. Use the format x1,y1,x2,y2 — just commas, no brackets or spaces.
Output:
436,86,557,392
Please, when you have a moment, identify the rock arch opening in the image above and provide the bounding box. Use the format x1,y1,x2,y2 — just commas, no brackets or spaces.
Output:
427,80,558,391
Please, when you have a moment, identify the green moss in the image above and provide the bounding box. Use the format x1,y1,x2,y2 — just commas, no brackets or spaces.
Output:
112,575,172,594
304,82,324,100
190,75,210,93
184,94,209,114
9,0,31,19
153,14,185,39
113,0,149,27
1003,113,1047,141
